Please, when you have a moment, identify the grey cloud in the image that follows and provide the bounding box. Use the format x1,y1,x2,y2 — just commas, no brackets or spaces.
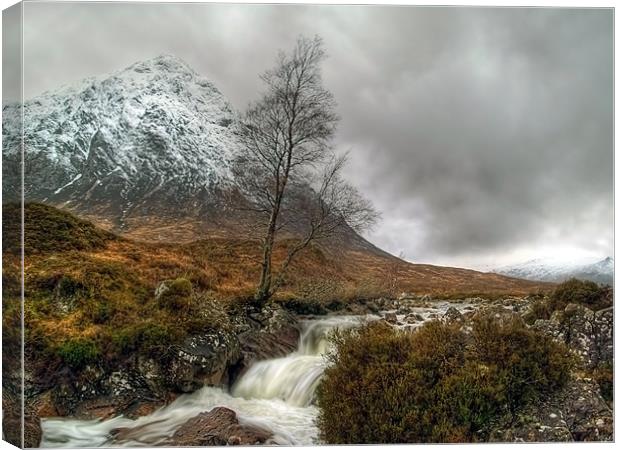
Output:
16,3,613,268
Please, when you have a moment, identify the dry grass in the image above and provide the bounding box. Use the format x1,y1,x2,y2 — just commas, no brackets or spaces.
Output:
4,203,552,377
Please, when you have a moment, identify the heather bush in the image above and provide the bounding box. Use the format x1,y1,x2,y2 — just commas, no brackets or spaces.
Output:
57,338,101,369
157,278,193,311
524,278,609,324
317,315,575,444
549,278,604,311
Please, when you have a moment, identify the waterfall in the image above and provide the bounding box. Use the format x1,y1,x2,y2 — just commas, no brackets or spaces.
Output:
40,314,374,447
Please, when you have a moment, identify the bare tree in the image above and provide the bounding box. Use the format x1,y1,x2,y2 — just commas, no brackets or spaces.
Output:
385,251,407,298
234,36,379,307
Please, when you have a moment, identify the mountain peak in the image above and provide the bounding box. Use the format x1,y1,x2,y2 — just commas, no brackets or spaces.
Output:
2,54,242,228
128,54,196,75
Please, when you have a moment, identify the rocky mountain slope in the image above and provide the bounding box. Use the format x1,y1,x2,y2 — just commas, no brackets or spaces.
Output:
3,55,241,232
495,257,613,285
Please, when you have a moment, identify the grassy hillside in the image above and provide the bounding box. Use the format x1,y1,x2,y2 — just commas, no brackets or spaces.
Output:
3,203,550,378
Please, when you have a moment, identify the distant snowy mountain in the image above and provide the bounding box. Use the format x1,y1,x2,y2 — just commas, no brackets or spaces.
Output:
2,55,242,229
495,257,614,285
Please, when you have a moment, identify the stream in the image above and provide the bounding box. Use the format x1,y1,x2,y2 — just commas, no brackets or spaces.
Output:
40,302,472,447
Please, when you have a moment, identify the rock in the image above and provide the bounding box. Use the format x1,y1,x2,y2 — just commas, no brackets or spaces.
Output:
168,329,242,393
473,305,520,326
488,377,612,442
404,313,424,324
365,301,381,314
396,306,412,315
593,307,613,365
532,303,613,369
442,307,463,323
345,303,369,315
162,407,272,446
489,414,573,442
384,312,398,324
233,305,300,381
154,280,172,300
560,378,613,440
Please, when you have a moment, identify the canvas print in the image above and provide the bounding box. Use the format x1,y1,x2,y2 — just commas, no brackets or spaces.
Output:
1,2,614,448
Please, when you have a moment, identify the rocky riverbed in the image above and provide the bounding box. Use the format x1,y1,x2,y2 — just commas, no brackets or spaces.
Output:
9,294,613,446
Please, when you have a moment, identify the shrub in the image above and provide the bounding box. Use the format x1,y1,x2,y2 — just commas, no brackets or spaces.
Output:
111,322,183,356
549,278,603,311
522,298,553,324
317,315,575,444
84,300,112,324
524,279,609,323
157,278,193,311
57,338,101,369
470,314,574,414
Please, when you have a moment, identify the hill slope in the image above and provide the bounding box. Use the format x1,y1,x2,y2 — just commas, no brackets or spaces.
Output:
5,203,550,301
3,56,550,296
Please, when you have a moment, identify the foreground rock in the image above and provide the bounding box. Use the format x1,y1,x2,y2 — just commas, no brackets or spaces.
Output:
489,378,613,442
233,304,300,379
163,407,272,446
167,329,242,392
531,303,613,369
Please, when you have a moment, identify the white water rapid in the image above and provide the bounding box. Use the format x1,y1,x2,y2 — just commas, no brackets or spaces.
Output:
40,302,473,447
40,314,374,447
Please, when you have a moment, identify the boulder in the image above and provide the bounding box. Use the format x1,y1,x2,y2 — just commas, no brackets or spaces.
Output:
384,312,398,324
442,306,463,323
532,303,613,369
489,377,612,442
233,305,300,381
593,307,613,365
473,305,520,326
168,330,241,392
164,407,272,446
404,313,424,324
396,306,412,315
365,300,381,314
344,303,369,315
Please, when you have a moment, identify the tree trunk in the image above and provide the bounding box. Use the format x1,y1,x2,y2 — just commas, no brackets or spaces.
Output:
255,231,274,306
254,189,284,306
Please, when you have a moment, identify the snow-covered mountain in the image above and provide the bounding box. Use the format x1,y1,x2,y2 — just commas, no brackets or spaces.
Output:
2,55,242,229
494,257,614,285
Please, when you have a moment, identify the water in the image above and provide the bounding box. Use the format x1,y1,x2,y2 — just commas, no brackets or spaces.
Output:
41,304,473,447
40,314,375,447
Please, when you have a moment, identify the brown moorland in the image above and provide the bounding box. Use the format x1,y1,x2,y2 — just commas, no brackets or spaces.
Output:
2,202,552,371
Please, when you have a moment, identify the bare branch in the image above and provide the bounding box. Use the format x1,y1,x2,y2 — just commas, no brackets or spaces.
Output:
231,35,380,306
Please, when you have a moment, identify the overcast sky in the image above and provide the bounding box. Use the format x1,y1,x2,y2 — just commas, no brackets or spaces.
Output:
9,3,614,269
